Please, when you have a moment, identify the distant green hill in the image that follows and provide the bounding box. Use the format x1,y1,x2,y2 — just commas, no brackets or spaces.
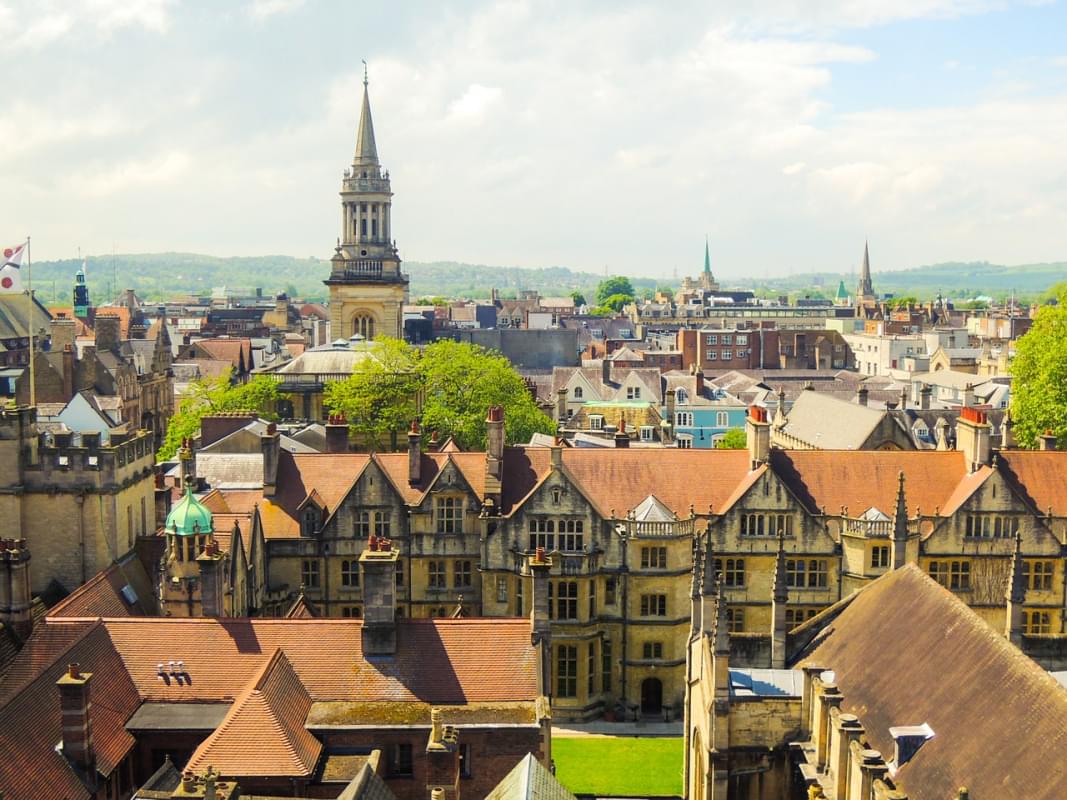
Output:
757,261,1067,302
28,253,658,305
25,252,1064,306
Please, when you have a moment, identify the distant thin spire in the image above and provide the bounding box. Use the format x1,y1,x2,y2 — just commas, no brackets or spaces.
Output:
857,239,874,299
703,236,711,274
353,60,379,166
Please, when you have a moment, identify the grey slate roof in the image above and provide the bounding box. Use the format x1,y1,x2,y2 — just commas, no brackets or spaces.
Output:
485,754,576,800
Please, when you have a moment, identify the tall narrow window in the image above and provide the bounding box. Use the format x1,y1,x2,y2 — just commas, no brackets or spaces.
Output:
601,639,613,693
453,560,472,588
341,560,360,588
429,560,447,589
587,642,596,695
436,497,463,533
557,645,577,698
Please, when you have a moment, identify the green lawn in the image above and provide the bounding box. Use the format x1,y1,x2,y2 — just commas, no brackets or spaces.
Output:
552,737,683,797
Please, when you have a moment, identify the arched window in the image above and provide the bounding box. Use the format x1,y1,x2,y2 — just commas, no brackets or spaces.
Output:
675,388,688,404
573,386,583,400
352,315,375,340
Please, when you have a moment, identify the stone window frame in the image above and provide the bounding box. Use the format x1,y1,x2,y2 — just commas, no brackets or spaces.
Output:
434,495,464,534
428,560,447,589
640,546,668,570
639,593,667,617
642,641,664,660
1022,560,1055,591
340,559,360,589
301,559,320,590
453,559,473,589
870,545,890,569
714,558,746,588
556,644,578,698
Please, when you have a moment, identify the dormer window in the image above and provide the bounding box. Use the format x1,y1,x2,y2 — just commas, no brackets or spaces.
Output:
627,387,641,400
302,508,319,537
573,386,583,400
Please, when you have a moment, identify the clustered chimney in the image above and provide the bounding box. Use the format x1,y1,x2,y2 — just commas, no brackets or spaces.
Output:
57,662,94,773
62,344,75,400
425,707,461,800
360,532,400,656
325,413,349,454
0,538,33,640
614,419,630,448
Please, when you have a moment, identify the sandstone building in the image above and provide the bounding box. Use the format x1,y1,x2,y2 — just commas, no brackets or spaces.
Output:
173,404,1067,723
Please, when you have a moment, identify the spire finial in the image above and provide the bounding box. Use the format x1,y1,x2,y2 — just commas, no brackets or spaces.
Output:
362,59,368,87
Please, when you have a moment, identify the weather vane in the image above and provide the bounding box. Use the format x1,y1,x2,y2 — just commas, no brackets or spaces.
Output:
362,59,368,86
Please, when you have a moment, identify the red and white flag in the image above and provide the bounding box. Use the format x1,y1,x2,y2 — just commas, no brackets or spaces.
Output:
1,242,26,293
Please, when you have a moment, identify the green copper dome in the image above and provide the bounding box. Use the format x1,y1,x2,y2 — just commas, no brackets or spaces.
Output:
165,486,213,536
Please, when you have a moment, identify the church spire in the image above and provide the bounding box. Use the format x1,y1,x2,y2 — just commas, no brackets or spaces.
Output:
704,236,711,274
857,240,874,300
354,61,379,167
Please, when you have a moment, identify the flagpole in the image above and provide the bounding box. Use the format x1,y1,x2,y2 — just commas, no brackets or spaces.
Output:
27,236,34,409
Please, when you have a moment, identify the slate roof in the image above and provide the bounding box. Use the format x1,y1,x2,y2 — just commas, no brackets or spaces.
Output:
779,391,905,450
485,753,576,800
797,565,1067,800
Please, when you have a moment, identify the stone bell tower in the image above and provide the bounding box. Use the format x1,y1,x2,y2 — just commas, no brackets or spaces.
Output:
325,66,408,341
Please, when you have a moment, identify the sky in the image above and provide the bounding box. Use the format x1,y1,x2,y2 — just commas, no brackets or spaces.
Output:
2,0,1066,280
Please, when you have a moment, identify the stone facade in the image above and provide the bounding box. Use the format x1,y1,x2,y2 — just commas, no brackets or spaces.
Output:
0,406,156,595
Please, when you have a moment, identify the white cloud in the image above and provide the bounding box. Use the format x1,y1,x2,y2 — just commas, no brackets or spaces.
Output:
446,84,504,123
246,0,306,21
81,151,192,197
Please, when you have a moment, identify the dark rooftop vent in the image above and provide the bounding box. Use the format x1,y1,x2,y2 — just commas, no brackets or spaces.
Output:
889,723,935,771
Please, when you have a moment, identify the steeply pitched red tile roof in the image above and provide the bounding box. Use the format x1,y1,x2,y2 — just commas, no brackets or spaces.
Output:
798,565,1067,800
558,448,752,516
771,450,967,517
31,618,539,705
997,451,1067,516
46,556,154,620
0,623,140,800
186,649,322,778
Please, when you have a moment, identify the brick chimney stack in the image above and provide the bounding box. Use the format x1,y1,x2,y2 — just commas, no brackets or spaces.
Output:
425,707,461,800
62,344,76,400
197,539,226,618
857,386,869,407
1038,430,1057,451
614,419,630,448
919,385,932,410
57,663,94,774
408,420,422,485
956,406,992,472
94,315,121,352
556,387,567,423
529,547,552,697
325,413,349,454
261,422,280,497
745,405,771,469
51,316,76,352
485,405,505,506
360,533,400,656
0,538,33,640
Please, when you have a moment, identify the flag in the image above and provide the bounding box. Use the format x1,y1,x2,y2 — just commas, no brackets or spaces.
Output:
1,242,25,293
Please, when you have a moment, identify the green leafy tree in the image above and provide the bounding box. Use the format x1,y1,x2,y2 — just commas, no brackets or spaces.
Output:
1011,290,1067,448
592,293,635,314
715,428,747,449
596,276,635,305
419,340,556,450
570,291,586,307
323,339,421,451
1041,281,1067,304
324,339,555,451
159,372,280,460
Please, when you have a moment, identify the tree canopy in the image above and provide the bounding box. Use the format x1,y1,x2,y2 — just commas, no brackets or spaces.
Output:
324,338,556,451
1010,297,1067,448
596,276,635,305
159,372,280,460
715,428,747,449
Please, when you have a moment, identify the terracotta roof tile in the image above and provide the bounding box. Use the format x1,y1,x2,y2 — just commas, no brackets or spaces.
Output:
997,451,1067,516
558,448,752,516
186,649,322,778
87,617,540,704
771,450,967,517
798,565,1067,800
190,338,252,369
0,623,140,800
46,556,154,620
